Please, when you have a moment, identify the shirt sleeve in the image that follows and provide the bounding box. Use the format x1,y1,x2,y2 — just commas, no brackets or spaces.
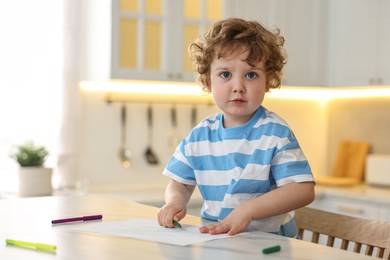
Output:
162,142,197,186
270,133,315,187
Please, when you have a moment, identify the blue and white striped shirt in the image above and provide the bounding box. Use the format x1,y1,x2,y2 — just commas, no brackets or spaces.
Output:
163,106,314,232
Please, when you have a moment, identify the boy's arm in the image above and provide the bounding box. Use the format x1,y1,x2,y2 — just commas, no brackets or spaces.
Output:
200,181,315,235
157,179,195,228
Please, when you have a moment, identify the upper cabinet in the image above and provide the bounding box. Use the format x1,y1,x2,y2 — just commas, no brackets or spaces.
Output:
223,0,327,86
81,0,390,87
324,0,390,86
272,0,327,86
111,0,222,82
223,0,390,87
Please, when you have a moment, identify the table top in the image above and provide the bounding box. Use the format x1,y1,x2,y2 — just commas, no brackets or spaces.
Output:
0,194,373,260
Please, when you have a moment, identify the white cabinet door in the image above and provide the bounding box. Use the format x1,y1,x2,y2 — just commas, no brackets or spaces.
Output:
224,0,326,86
223,0,273,23
275,0,326,86
325,0,380,86
310,196,380,221
377,0,390,85
378,206,390,222
111,0,222,82
111,0,167,81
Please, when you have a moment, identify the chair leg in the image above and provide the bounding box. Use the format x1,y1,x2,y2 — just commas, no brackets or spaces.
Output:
326,236,335,247
353,243,362,253
365,245,374,256
298,229,304,239
376,248,384,258
312,232,320,243
341,239,349,250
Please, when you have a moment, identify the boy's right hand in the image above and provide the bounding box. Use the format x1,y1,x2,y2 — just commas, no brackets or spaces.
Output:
157,203,187,228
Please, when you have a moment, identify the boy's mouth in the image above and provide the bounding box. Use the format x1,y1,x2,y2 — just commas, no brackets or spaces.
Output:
230,98,247,104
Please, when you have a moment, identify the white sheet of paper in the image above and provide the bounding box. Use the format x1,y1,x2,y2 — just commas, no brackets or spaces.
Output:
76,218,233,246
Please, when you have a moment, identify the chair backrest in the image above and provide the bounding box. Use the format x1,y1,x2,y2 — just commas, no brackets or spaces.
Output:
295,207,390,259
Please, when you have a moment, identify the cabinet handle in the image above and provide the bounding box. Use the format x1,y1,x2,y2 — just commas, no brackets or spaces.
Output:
369,78,383,85
336,205,364,215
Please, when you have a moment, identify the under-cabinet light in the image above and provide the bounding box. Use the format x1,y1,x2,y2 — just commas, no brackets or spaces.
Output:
80,80,390,104
80,80,204,95
80,80,213,104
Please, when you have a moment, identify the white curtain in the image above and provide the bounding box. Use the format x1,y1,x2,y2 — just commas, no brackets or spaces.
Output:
0,0,82,193
0,0,63,192
56,0,82,190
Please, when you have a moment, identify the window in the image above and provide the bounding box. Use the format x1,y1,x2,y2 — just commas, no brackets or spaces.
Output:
0,0,63,193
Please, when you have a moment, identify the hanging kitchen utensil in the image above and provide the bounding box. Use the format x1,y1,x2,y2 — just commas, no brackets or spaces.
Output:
144,105,159,165
118,103,131,168
168,105,180,154
191,105,197,128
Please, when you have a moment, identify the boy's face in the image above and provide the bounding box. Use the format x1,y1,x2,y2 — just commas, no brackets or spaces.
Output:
209,48,268,128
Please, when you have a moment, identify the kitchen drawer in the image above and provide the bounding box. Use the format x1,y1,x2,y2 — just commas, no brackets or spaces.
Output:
309,196,380,220
378,207,390,222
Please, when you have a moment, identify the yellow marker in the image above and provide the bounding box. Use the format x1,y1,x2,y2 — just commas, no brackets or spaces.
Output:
5,239,57,251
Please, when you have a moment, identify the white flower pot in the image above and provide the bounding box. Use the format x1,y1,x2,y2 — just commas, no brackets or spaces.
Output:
18,167,53,197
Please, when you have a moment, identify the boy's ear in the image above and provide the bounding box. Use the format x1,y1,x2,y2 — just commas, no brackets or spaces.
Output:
205,79,212,92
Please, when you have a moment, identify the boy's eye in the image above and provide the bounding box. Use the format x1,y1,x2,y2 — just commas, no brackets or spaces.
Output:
219,71,232,79
246,72,258,79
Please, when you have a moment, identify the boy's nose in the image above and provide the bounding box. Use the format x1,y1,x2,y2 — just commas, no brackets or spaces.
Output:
232,79,245,93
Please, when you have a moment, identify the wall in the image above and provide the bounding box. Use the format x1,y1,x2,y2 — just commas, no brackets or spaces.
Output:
327,97,390,172
79,89,390,191
78,90,329,190
263,98,328,177
79,90,219,189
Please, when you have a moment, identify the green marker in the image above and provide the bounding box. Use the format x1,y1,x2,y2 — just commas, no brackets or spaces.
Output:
5,239,57,251
262,245,281,254
172,220,182,228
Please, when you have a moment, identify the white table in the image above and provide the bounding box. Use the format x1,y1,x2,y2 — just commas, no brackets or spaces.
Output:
0,195,374,259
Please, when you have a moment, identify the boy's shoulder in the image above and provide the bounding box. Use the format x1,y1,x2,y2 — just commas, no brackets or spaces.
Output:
195,112,222,129
255,107,289,128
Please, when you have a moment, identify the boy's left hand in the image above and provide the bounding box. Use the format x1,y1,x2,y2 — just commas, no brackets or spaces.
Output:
199,203,252,236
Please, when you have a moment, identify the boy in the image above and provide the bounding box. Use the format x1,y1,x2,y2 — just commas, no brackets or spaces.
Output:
157,18,315,237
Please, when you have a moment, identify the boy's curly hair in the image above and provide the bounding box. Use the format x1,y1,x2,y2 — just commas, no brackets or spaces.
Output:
189,18,287,93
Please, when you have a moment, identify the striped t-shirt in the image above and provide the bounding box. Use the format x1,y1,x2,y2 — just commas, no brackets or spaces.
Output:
163,106,314,232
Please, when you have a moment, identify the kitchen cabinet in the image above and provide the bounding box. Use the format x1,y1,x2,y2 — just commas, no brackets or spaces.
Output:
310,185,390,222
324,0,390,86
310,195,380,221
227,0,390,87
379,207,390,222
377,0,390,86
222,0,327,86
111,0,222,82
273,0,326,86
83,0,390,86
110,0,327,85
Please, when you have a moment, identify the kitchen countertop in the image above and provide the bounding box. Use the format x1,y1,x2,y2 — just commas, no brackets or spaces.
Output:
87,183,204,208
3,182,389,209
86,182,390,207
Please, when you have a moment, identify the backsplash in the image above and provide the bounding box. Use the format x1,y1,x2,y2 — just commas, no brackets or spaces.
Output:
327,97,390,173
76,90,390,189
78,90,219,188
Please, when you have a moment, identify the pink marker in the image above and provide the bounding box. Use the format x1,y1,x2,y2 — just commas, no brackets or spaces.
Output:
52,214,102,224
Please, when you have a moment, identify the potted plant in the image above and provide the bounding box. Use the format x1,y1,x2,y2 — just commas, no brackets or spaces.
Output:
10,141,53,197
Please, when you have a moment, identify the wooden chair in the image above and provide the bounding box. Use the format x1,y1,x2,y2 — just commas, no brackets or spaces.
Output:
295,207,390,259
